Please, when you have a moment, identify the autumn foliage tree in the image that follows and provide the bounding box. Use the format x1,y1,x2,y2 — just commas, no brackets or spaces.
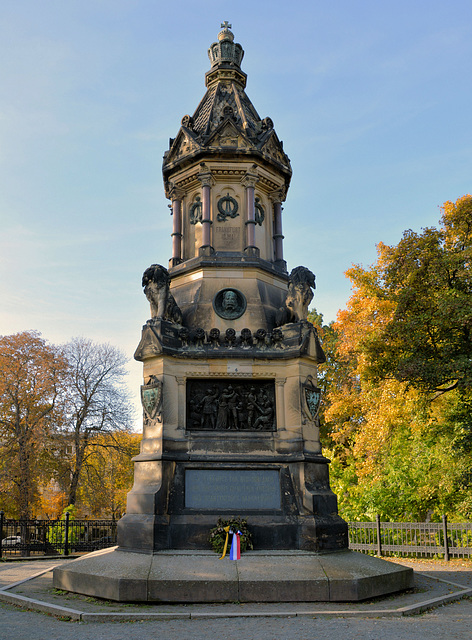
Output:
0,331,66,518
312,195,472,522
360,194,472,394
0,332,135,519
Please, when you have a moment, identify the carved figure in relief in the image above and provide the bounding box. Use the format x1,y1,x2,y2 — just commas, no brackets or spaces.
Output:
199,386,219,429
276,266,316,325
186,380,276,432
216,393,228,430
142,264,183,324
247,386,257,429
253,399,274,430
221,385,238,429
189,196,202,225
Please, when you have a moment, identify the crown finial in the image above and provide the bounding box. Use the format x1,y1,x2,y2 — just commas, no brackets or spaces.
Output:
209,21,243,68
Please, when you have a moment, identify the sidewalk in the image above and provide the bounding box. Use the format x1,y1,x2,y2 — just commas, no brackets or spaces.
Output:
0,556,471,639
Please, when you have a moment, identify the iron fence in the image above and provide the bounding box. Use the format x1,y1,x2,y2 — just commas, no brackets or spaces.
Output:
0,511,117,558
349,515,472,560
1,510,471,560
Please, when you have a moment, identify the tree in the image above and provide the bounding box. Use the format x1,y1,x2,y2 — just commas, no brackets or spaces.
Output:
314,197,472,521
0,331,66,518
356,194,472,395
75,431,140,518
319,282,472,521
61,338,134,506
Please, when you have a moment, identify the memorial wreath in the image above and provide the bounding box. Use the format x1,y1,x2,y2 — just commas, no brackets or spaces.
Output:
209,517,253,555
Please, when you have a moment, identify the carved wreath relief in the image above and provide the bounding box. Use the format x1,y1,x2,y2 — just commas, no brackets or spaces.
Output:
186,379,276,431
254,197,264,226
217,193,239,222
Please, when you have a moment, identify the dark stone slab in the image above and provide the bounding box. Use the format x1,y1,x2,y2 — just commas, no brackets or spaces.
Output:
185,469,281,510
237,553,329,602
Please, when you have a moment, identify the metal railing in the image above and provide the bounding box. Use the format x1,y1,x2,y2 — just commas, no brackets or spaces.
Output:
0,511,117,558
1,510,471,560
349,515,472,560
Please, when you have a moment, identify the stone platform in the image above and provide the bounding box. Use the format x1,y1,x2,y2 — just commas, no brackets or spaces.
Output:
52,548,414,603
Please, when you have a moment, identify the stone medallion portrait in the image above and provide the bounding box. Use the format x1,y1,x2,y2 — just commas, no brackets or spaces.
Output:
213,287,247,320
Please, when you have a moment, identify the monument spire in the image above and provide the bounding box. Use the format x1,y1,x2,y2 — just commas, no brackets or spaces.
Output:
163,23,291,279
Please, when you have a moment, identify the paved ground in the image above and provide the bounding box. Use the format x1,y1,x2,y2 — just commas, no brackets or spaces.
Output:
0,557,471,639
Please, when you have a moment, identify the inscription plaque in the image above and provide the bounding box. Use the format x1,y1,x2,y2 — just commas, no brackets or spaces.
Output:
214,225,241,250
185,469,281,510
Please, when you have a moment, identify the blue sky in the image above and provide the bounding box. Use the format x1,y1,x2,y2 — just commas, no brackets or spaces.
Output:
1,1,471,426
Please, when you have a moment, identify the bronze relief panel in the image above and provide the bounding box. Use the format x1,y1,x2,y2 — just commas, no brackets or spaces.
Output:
186,378,276,431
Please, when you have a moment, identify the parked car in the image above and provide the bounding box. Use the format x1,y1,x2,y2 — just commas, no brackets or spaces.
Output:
1,536,22,547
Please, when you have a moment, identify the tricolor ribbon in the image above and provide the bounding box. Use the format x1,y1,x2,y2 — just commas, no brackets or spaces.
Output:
229,529,241,561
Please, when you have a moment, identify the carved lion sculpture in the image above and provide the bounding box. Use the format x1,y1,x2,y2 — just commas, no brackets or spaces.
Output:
276,266,316,325
142,264,183,325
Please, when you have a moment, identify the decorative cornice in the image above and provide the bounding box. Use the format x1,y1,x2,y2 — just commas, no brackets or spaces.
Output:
258,176,281,191
184,371,278,378
196,163,212,187
240,167,259,189
168,183,185,201
213,169,246,177
269,188,286,204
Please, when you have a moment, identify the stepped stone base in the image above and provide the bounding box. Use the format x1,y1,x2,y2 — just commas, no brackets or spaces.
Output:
53,547,414,603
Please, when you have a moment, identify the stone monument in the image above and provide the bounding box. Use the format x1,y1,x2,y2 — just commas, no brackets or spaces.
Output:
53,23,413,602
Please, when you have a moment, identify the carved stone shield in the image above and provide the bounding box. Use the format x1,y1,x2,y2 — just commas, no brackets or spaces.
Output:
141,377,162,421
302,376,321,421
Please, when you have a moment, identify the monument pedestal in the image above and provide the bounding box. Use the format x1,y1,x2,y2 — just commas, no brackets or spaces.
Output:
116,320,348,554
117,459,348,552
53,548,414,603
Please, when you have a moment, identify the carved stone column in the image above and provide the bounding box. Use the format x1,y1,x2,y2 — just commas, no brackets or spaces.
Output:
270,190,286,268
169,185,184,266
198,166,214,256
176,376,186,430
275,377,286,431
241,169,259,256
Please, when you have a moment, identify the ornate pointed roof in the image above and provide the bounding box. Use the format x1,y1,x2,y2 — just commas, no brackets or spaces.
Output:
163,23,292,190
